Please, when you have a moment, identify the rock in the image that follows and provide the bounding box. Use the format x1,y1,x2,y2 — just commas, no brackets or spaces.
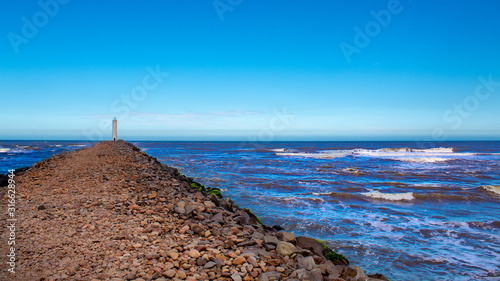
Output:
290,269,310,280
167,250,179,260
188,249,201,258
174,207,185,214
367,273,389,281
126,271,137,280
212,227,221,236
260,271,281,281
204,261,216,269
298,256,315,271
197,258,208,266
264,235,279,245
341,265,368,280
326,264,344,278
211,212,224,223
164,269,176,278
185,204,194,215
191,224,204,234
252,231,265,240
177,201,186,208
231,273,242,281
37,204,46,210
247,256,258,267
276,241,297,256
204,201,216,208
233,256,246,265
148,191,156,199
310,268,323,280
278,231,295,242
295,236,325,256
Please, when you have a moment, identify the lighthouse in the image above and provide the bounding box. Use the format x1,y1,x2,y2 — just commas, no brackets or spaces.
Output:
112,117,117,141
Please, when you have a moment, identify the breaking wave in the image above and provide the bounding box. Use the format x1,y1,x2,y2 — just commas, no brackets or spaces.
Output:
361,190,415,201
275,147,487,163
481,185,500,195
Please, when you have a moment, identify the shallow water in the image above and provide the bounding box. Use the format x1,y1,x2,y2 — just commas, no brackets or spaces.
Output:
2,141,499,280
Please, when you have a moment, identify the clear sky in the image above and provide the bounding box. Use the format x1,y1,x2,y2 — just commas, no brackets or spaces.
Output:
1,0,499,141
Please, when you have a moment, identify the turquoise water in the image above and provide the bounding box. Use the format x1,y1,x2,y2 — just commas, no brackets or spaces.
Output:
2,141,499,280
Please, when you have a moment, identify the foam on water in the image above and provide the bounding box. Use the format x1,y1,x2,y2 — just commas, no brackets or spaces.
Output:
275,147,484,163
398,157,450,163
482,185,500,195
361,190,415,201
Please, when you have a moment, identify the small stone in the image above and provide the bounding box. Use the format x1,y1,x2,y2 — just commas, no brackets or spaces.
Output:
168,250,179,260
164,269,176,278
233,256,246,265
174,207,185,214
260,271,281,281
191,224,204,234
228,251,238,258
126,271,136,280
148,191,156,199
204,201,216,208
177,201,186,208
247,256,258,267
231,273,242,281
189,249,201,258
204,261,216,269
197,258,208,266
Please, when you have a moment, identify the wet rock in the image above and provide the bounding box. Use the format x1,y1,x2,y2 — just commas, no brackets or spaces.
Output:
367,273,389,281
341,265,368,280
296,236,325,256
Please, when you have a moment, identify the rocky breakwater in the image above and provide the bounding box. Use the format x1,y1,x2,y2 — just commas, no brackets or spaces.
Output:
0,141,388,281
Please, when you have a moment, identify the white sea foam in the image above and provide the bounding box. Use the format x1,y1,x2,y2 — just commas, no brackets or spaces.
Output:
0,148,10,153
482,185,500,195
361,190,415,201
69,144,87,147
270,148,287,152
275,147,482,163
399,157,450,163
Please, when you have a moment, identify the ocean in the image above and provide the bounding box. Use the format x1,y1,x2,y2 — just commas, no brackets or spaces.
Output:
1,140,499,280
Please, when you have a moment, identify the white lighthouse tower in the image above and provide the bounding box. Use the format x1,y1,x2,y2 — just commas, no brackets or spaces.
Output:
112,117,117,141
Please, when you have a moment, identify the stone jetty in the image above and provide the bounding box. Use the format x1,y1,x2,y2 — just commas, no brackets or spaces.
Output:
0,141,388,281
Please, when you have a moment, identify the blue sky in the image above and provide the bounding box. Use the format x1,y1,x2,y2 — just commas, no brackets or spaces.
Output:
1,0,499,141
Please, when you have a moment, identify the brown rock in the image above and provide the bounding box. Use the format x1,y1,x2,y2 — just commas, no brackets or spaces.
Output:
233,256,246,265
189,249,201,258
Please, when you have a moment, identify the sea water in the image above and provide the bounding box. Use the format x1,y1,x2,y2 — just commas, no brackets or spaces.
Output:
1,141,499,280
